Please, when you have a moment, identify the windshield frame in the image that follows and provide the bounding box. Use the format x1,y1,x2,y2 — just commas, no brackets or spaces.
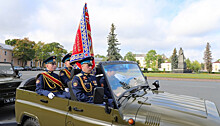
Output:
0,62,16,77
100,61,147,108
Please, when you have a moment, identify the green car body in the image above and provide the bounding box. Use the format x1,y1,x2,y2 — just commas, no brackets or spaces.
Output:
15,61,220,126
0,62,22,106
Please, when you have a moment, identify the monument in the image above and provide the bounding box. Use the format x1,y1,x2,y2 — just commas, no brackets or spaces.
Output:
173,48,189,73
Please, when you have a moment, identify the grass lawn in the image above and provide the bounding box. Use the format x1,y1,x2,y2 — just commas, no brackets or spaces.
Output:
143,73,220,80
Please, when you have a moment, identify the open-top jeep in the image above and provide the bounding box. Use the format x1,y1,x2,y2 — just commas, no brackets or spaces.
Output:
15,61,220,126
0,62,22,106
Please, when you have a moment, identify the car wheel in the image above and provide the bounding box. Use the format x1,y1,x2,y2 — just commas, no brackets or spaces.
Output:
23,118,39,126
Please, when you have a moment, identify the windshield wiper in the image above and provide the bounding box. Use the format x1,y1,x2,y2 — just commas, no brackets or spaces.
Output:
119,81,130,89
118,86,139,101
117,86,140,108
140,85,150,91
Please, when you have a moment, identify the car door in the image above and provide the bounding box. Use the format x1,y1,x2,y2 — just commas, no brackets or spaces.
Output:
66,100,113,126
37,96,69,126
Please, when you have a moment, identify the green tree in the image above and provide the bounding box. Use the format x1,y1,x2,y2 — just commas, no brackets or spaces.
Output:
171,48,178,70
95,54,107,61
106,23,122,61
95,54,106,58
50,42,67,63
41,43,52,61
157,54,165,68
203,42,212,73
136,60,140,66
145,50,157,70
191,60,201,73
5,39,17,46
34,41,45,67
124,52,136,61
34,42,67,67
41,42,67,65
13,38,36,66
201,63,205,70
167,57,171,63
185,58,191,70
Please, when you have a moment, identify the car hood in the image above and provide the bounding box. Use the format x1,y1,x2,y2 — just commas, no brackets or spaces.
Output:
0,76,22,83
0,76,14,82
120,90,220,126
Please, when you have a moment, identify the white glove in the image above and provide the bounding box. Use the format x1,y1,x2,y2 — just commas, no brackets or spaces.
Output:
48,92,55,99
65,88,69,92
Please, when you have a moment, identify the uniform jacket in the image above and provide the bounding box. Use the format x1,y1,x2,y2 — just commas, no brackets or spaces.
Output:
99,77,112,98
36,70,64,97
59,67,72,87
72,71,97,103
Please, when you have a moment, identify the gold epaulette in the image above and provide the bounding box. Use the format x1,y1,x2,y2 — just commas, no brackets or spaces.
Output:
76,73,83,77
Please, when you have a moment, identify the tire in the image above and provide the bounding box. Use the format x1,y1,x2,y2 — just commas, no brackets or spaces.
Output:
23,118,39,126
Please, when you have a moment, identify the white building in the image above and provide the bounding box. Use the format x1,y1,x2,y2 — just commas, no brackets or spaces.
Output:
159,62,172,71
212,61,220,72
134,54,146,68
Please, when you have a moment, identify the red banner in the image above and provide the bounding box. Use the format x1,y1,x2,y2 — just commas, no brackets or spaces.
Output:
70,3,95,69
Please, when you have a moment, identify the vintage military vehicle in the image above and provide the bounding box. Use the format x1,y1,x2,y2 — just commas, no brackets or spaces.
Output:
0,62,22,106
15,61,220,126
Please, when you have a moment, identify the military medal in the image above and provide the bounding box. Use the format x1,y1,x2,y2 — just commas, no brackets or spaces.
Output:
83,76,87,80
73,82,78,87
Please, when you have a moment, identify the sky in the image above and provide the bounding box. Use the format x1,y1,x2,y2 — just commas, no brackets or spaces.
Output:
0,0,219,63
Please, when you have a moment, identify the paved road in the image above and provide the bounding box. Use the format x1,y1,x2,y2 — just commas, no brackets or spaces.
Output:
0,71,220,125
148,79,220,109
0,104,15,126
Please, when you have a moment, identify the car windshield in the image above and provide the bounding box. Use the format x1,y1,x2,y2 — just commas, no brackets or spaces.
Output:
0,63,14,75
103,63,147,98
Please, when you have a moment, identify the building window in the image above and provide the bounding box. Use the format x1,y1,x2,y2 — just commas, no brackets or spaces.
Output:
12,53,14,56
11,60,13,64
5,51,7,55
4,59,6,62
18,60,20,65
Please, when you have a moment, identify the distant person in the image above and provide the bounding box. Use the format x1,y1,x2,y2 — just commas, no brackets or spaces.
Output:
36,56,70,99
99,65,120,98
59,53,72,92
71,56,98,103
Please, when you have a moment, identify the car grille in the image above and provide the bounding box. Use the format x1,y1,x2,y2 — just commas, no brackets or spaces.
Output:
145,111,161,126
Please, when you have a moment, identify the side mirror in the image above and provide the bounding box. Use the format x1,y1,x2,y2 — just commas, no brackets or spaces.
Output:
17,72,22,78
152,80,160,90
15,72,22,78
93,87,104,104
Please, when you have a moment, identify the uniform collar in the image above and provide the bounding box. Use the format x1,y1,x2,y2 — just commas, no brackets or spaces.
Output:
81,71,90,76
65,67,72,71
68,67,72,70
46,69,53,74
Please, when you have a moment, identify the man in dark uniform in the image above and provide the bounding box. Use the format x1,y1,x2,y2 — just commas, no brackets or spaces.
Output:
99,65,120,98
36,56,70,99
59,53,72,92
72,56,98,103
